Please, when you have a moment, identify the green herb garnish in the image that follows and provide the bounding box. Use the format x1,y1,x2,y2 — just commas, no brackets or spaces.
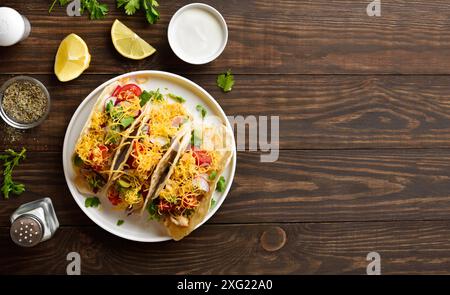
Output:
117,0,160,24
217,70,235,92
0,148,26,199
117,219,125,226
168,93,186,103
210,198,216,209
84,0,109,19
147,201,160,220
120,116,135,128
150,89,163,102
85,197,100,208
73,154,84,167
105,126,121,145
49,0,108,20
216,176,226,192
190,130,202,147
209,171,217,180
196,104,207,119
139,90,151,107
87,174,104,190
106,100,114,113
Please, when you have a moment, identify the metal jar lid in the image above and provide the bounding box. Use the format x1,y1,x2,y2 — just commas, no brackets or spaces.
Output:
10,214,44,247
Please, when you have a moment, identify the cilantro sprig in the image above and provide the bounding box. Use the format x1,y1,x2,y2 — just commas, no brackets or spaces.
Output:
168,93,186,104
85,197,100,208
117,0,160,24
49,0,161,23
0,148,26,199
147,200,160,220
217,70,235,93
49,0,108,20
216,176,226,192
196,104,207,119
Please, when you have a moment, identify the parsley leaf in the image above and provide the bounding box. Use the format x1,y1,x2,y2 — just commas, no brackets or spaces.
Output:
117,0,140,15
143,0,160,24
49,0,108,20
196,104,207,119
210,198,216,209
85,197,100,208
0,148,26,199
84,0,108,19
117,219,125,226
168,93,186,103
216,176,226,192
117,0,160,24
217,70,235,92
106,100,114,113
139,90,151,107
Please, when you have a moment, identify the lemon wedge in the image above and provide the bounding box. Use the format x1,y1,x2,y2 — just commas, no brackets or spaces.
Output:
54,33,91,82
111,19,156,60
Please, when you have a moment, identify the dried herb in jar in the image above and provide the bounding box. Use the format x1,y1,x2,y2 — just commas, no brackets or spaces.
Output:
2,81,48,124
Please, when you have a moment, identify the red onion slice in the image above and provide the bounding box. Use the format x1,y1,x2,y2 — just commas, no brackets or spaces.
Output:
193,175,210,192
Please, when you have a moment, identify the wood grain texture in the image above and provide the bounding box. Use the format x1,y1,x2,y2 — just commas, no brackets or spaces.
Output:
2,221,450,274
4,74,450,150
2,0,450,275
3,1,450,74
2,149,450,226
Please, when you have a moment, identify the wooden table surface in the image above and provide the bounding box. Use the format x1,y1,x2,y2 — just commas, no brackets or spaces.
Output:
3,0,450,275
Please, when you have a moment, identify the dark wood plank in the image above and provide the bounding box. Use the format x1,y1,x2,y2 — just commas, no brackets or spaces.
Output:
2,221,450,274
3,1,450,74
3,149,450,226
4,74,450,150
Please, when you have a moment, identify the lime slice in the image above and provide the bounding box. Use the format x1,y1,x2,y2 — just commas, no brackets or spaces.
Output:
111,19,156,60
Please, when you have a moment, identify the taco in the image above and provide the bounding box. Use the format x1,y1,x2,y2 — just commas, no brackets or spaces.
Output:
72,82,151,196
147,123,234,240
105,93,193,213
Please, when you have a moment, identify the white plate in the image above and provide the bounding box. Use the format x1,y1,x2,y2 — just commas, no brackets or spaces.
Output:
62,71,236,242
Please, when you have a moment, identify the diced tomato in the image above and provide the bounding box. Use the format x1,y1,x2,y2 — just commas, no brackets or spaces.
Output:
98,144,109,159
108,188,122,206
112,85,122,97
88,145,110,171
114,84,142,103
158,199,172,213
120,84,142,96
192,150,212,166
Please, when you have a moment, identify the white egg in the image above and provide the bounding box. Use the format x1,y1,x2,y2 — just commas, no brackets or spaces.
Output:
0,7,30,46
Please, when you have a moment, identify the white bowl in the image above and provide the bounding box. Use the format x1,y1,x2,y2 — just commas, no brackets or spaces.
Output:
168,3,228,65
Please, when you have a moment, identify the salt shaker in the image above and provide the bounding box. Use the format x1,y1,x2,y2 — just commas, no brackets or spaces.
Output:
10,197,59,247
0,7,31,46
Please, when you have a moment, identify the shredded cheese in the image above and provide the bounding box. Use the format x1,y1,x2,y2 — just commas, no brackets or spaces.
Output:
158,148,219,217
75,111,107,166
148,101,187,141
130,140,163,179
74,92,143,173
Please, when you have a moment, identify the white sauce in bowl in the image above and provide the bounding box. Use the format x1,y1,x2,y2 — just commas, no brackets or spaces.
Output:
168,4,228,64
